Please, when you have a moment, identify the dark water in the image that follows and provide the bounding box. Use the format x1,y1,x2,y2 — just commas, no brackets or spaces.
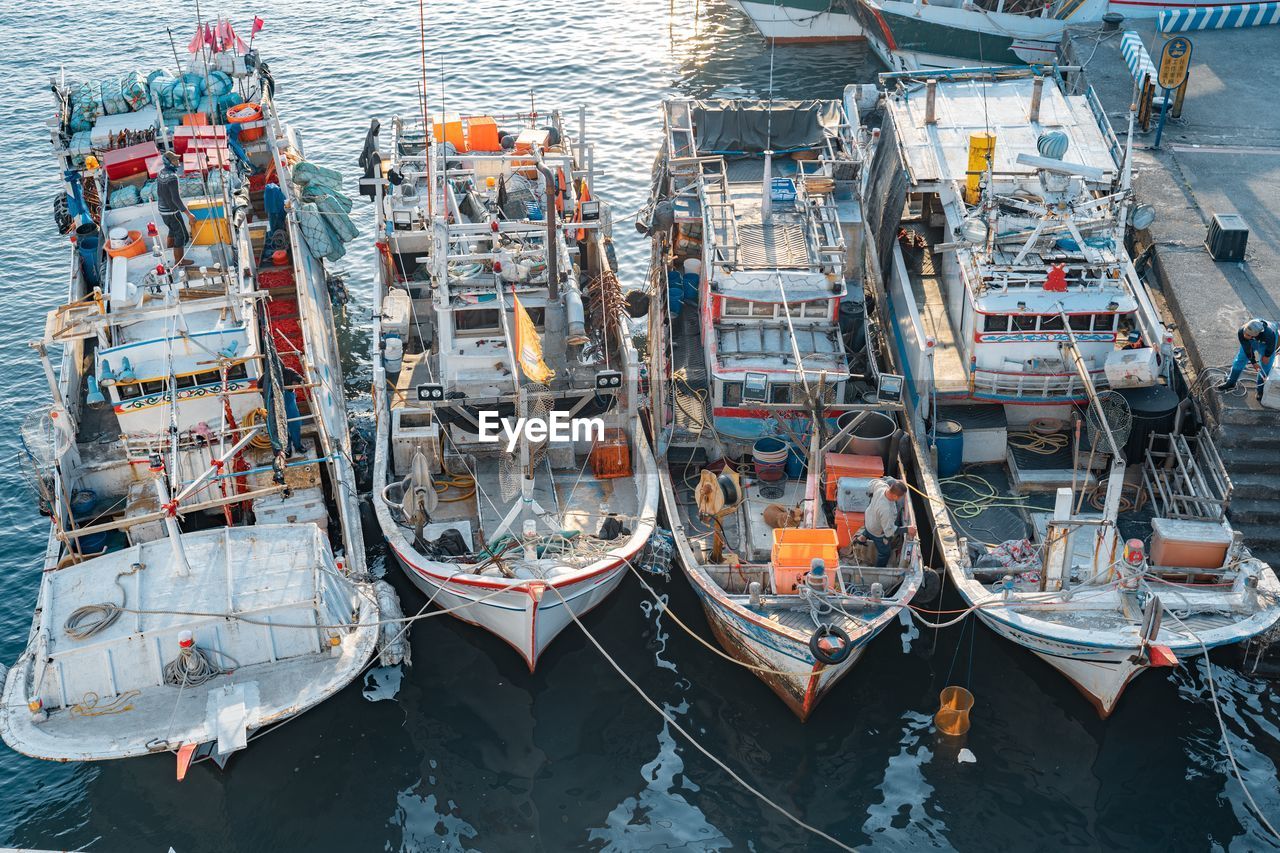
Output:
1,2,1278,850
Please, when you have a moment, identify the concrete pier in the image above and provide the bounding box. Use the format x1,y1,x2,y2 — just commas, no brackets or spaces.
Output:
1062,22,1280,562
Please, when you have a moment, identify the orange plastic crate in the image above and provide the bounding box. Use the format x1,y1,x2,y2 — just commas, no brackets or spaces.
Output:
466,116,501,152
833,511,866,548
772,528,839,594
824,453,884,500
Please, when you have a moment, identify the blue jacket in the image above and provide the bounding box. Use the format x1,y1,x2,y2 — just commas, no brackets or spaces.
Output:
1239,321,1279,361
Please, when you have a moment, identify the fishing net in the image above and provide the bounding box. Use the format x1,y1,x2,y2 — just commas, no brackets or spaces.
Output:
108,185,141,209
497,389,555,501
1086,391,1132,453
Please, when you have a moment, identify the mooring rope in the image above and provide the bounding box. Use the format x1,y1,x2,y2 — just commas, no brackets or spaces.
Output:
548,583,858,852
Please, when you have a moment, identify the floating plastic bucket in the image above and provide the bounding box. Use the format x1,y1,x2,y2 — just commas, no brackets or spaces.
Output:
934,420,964,478
935,686,974,736
753,437,788,482
785,445,806,479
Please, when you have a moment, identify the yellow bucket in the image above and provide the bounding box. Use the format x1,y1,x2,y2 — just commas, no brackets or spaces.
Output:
935,686,974,736
188,199,230,246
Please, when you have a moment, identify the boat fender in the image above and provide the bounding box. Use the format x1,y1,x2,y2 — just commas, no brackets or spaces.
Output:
374,580,410,668
917,568,942,604
810,624,853,666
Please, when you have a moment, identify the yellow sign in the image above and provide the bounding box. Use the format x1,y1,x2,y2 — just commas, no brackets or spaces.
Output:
1158,36,1193,90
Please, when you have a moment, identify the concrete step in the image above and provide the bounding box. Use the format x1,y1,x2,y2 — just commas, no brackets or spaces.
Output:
1217,396,1280,428
1216,423,1280,452
1227,495,1280,525
1229,521,1280,566
1226,471,1276,501
1217,444,1280,469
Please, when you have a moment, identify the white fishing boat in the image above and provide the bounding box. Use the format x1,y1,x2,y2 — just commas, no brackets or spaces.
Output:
734,0,1255,70
364,107,659,669
639,95,928,719
725,0,865,43
862,67,1280,715
0,24,402,771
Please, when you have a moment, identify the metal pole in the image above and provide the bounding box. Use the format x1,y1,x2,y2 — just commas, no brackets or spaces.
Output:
1153,87,1172,149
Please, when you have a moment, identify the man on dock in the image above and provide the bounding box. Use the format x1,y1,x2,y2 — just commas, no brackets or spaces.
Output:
1217,318,1277,401
860,478,914,568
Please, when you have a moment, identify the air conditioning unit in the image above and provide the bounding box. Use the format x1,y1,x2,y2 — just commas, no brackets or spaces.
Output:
1206,213,1249,262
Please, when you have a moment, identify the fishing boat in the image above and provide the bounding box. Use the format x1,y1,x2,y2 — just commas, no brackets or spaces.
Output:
725,0,865,43
638,95,928,719
364,106,660,669
862,67,1280,715
0,23,403,770
733,0,1258,70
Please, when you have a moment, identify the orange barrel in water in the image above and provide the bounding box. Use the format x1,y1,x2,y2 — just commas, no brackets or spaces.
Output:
935,686,975,736
227,102,265,142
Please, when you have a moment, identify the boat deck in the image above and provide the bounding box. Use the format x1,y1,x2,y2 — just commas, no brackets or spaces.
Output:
419,451,642,571
904,225,968,394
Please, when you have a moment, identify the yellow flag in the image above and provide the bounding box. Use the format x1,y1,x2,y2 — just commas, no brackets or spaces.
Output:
513,294,555,384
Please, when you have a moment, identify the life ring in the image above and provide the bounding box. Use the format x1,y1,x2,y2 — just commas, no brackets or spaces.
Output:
810,624,853,665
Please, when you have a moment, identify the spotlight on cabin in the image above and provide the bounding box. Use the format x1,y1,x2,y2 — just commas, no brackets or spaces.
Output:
98,360,116,387
85,375,106,409
596,370,623,390
416,383,445,403
118,357,136,383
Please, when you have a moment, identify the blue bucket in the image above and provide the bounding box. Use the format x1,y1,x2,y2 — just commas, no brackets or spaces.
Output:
934,420,964,478
785,445,806,479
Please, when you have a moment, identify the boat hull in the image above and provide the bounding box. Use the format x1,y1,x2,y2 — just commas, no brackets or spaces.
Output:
854,0,1061,71
390,545,630,671
690,580,872,719
726,0,865,42
977,611,1146,717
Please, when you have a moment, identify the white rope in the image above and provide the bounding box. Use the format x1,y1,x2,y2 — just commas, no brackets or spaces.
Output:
547,583,858,852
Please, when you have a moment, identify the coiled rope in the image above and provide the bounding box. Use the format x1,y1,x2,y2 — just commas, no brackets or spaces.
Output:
162,645,241,687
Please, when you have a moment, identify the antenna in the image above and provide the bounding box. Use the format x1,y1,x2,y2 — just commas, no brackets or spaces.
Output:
762,39,776,221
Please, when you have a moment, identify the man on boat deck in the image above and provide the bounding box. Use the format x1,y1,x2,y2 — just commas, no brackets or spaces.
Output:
861,478,913,568
157,150,194,267
1217,318,1278,401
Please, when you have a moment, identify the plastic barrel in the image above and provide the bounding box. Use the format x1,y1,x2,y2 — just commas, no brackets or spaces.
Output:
753,437,788,482
839,410,896,457
934,420,964,478
785,445,806,479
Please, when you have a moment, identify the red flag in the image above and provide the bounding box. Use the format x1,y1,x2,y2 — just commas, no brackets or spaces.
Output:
187,26,203,53
229,23,248,53
1043,262,1067,292
203,22,215,47
252,16,265,34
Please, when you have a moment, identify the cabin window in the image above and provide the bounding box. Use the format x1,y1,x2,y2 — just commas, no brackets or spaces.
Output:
176,374,197,389
984,314,1010,332
722,381,742,406
117,382,142,400
770,384,791,404
227,363,249,382
1095,314,1118,332
1039,315,1064,331
455,308,501,333
141,380,165,396
523,307,546,328
723,300,750,317
1069,314,1093,331
751,303,773,318
1012,315,1038,332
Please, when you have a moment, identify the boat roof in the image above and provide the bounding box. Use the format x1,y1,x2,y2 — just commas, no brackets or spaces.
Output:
886,73,1119,186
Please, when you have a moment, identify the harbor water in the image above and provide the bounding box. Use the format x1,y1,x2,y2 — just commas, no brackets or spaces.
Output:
1,1,1278,849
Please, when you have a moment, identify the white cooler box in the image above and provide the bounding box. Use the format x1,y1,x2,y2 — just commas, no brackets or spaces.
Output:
1104,348,1159,388
1261,368,1280,410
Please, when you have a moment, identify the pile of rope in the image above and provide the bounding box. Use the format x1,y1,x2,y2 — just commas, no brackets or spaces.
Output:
163,644,240,688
